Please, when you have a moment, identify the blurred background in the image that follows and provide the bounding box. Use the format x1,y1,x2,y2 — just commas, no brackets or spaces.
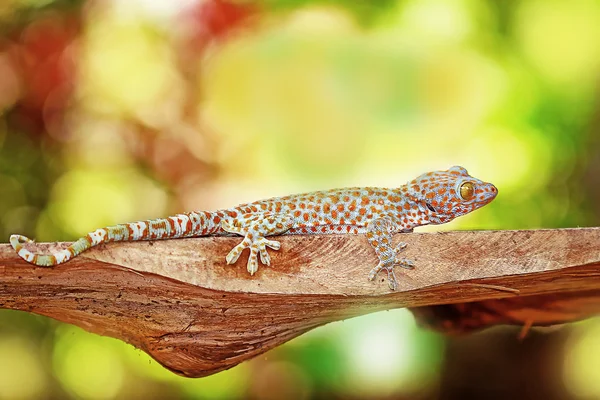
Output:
0,0,599,398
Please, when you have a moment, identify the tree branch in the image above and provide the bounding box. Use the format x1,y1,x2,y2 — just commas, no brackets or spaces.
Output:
1,228,599,377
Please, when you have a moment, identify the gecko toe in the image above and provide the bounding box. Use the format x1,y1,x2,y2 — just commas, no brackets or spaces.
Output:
258,245,271,266
247,247,259,275
225,243,245,264
394,242,408,252
396,258,415,270
368,263,383,281
263,239,280,250
386,268,399,291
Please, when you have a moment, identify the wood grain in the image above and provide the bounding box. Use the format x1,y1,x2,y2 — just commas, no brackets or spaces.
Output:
0,228,599,377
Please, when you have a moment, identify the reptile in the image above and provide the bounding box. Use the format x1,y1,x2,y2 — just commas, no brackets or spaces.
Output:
10,166,497,290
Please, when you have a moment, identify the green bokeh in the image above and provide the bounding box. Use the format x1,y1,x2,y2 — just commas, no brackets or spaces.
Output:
0,0,599,398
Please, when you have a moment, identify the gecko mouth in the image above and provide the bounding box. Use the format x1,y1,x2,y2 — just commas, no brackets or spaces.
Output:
425,202,436,213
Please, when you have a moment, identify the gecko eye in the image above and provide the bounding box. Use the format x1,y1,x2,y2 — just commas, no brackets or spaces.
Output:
459,182,475,201
425,202,436,212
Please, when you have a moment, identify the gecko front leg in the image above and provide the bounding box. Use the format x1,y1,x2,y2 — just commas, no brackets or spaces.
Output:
366,217,415,290
221,213,295,275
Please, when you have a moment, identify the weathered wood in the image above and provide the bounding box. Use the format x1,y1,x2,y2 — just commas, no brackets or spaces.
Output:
0,228,599,377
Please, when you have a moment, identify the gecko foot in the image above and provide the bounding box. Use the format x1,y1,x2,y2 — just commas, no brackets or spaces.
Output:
368,262,400,290
368,242,415,290
225,236,281,275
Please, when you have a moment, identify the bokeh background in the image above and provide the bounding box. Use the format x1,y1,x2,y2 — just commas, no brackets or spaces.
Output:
0,0,599,399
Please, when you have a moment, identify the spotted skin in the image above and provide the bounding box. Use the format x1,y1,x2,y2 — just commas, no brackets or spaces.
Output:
10,166,497,290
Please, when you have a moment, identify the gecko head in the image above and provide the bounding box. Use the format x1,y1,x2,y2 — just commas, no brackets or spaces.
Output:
406,166,497,224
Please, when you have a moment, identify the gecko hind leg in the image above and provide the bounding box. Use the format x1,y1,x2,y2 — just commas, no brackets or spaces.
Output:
366,217,414,290
222,213,293,275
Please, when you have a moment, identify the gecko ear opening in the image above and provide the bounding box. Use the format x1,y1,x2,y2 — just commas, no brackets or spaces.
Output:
425,202,436,212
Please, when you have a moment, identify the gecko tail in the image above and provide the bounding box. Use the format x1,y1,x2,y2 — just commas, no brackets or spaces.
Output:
10,211,219,267
10,234,93,266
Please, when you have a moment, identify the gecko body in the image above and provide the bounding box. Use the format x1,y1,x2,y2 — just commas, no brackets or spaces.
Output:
10,166,497,290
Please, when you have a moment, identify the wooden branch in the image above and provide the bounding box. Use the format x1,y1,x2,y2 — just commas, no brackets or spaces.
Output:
1,228,600,377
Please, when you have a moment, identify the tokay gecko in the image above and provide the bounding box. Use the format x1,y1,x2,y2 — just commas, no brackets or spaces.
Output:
10,166,497,290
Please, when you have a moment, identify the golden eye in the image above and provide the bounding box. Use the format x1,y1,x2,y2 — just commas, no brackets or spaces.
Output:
459,182,475,200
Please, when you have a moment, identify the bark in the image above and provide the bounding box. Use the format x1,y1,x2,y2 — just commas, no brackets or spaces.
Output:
1,228,599,377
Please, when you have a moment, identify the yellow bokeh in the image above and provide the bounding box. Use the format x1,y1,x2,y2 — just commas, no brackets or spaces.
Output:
0,336,48,400
42,168,167,238
516,0,600,88
79,2,181,123
564,319,600,398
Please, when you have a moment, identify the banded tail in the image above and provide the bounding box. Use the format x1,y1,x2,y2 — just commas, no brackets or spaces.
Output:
10,211,221,266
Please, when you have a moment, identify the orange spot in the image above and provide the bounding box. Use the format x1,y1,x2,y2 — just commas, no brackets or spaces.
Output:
300,203,306,209
329,195,339,203
303,213,310,222
260,204,267,210
331,210,338,219
359,208,366,215
324,203,331,213
337,204,345,212
343,196,350,202
426,192,435,199
227,210,238,218
289,203,297,210
346,226,352,232
361,196,369,205
294,211,302,217
250,205,258,212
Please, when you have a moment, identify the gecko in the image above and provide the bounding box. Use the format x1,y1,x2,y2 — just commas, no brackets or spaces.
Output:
10,166,497,290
